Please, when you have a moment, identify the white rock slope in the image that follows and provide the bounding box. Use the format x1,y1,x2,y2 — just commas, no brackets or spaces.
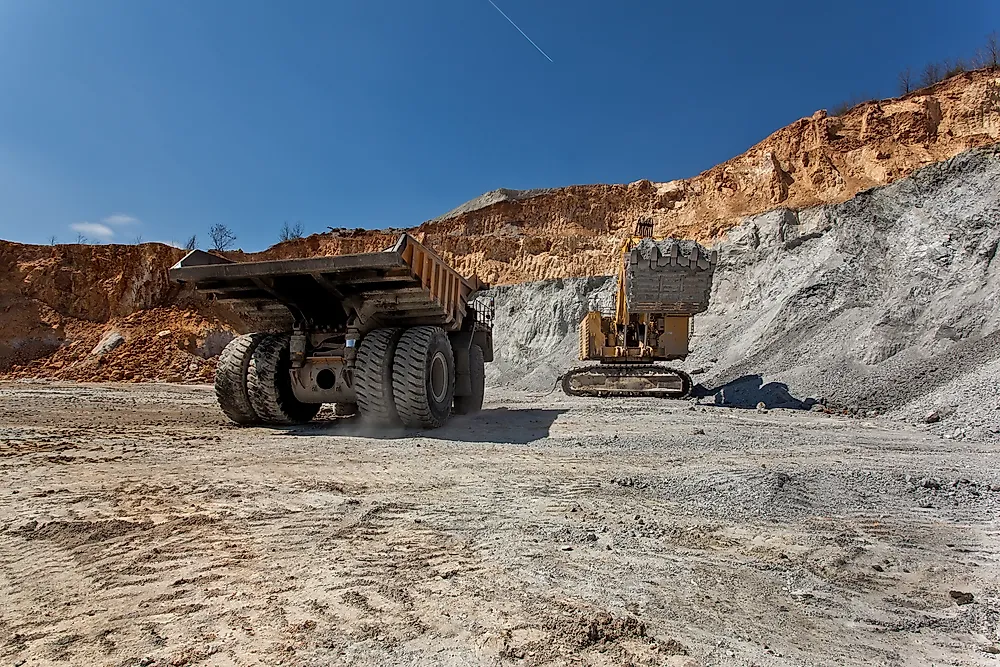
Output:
484,145,1000,434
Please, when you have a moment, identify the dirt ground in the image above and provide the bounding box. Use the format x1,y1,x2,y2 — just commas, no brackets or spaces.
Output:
1,382,998,666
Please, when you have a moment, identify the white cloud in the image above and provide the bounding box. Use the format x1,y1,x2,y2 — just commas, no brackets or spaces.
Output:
71,222,115,240
103,213,139,225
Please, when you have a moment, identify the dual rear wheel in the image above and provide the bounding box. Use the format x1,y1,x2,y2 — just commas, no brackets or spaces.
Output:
216,333,320,426
358,325,485,429
391,326,457,429
215,327,484,428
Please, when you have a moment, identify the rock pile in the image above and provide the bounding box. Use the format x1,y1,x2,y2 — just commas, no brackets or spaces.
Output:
2,308,234,384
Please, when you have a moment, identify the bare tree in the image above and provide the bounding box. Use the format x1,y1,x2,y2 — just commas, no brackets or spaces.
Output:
898,67,912,95
208,224,236,251
830,94,874,117
132,234,144,245
921,62,943,87
943,58,967,78
988,31,999,69
279,220,305,243
48,235,58,245
184,234,197,250
971,48,987,69
76,233,88,244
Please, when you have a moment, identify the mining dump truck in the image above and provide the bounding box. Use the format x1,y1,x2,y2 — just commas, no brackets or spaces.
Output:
562,218,716,398
169,234,493,429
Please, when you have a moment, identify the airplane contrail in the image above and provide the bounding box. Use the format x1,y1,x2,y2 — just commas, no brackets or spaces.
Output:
486,0,554,63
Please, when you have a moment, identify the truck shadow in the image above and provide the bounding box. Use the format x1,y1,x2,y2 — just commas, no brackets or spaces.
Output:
289,407,566,444
691,374,818,410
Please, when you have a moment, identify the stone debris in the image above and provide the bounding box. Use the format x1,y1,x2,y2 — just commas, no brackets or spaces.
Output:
949,590,974,605
90,332,123,357
2,308,233,384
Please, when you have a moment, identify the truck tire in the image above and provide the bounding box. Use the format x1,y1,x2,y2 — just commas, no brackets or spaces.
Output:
392,326,455,429
215,333,267,425
453,344,485,415
247,334,320,425
355,328,404,425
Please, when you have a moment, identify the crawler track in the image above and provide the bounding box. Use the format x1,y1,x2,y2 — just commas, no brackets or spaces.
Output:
561,364,692,398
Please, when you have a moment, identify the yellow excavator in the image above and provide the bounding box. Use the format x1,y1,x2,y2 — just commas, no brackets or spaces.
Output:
562,218,716,398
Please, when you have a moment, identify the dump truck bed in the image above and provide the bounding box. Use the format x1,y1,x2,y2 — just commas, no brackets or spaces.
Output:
169,234,478,332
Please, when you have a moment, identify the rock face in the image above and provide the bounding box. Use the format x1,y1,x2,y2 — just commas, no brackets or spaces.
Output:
481,144,1000,431
1,69,998,381
258,69,1000,285
0,242,240,378
0,241,186,322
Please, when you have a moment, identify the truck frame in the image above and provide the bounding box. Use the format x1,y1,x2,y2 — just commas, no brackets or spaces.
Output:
169,234,493,429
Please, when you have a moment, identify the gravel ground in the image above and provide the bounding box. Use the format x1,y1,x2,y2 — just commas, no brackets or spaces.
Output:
1,381,998,666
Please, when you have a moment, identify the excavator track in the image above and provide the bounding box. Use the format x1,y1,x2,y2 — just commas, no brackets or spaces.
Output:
561,364,692,398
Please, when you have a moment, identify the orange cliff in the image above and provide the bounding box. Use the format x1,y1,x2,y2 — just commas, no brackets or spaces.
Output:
254,68,1000,284
0,242,237,379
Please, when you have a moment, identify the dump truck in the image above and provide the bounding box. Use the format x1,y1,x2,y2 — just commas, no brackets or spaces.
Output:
169,234,494,429
562,218,716,397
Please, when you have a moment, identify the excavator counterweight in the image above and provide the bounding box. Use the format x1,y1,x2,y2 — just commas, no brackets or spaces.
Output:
562,218,716,399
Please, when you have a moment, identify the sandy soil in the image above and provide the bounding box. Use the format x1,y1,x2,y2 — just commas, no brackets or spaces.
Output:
1,382,998,666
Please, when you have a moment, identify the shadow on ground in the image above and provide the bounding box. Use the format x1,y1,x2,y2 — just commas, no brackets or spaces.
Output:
284,407,566,444
692,374,817,410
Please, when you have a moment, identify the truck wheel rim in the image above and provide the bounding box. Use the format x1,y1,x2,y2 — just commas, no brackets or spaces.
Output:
430,351,448,403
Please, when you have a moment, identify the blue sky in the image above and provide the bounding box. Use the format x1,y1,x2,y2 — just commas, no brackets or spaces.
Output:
0,0,995,250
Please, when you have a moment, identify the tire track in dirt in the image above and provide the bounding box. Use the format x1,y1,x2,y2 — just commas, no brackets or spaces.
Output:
0,510,258,664
2,384,999,665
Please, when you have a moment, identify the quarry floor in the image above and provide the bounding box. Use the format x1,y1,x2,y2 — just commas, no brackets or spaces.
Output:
1,383,998,667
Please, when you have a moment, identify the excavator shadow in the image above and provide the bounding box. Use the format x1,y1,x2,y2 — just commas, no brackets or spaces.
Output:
691,374,818,410
288,407,566,444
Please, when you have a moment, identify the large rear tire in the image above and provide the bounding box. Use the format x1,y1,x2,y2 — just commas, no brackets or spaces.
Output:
215,333,267,425
355,328,404,425
392,326,455,429
247,334,320,425
453,344,485,415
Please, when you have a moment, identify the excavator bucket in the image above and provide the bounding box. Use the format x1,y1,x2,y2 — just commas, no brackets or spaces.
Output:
625,239,716,315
